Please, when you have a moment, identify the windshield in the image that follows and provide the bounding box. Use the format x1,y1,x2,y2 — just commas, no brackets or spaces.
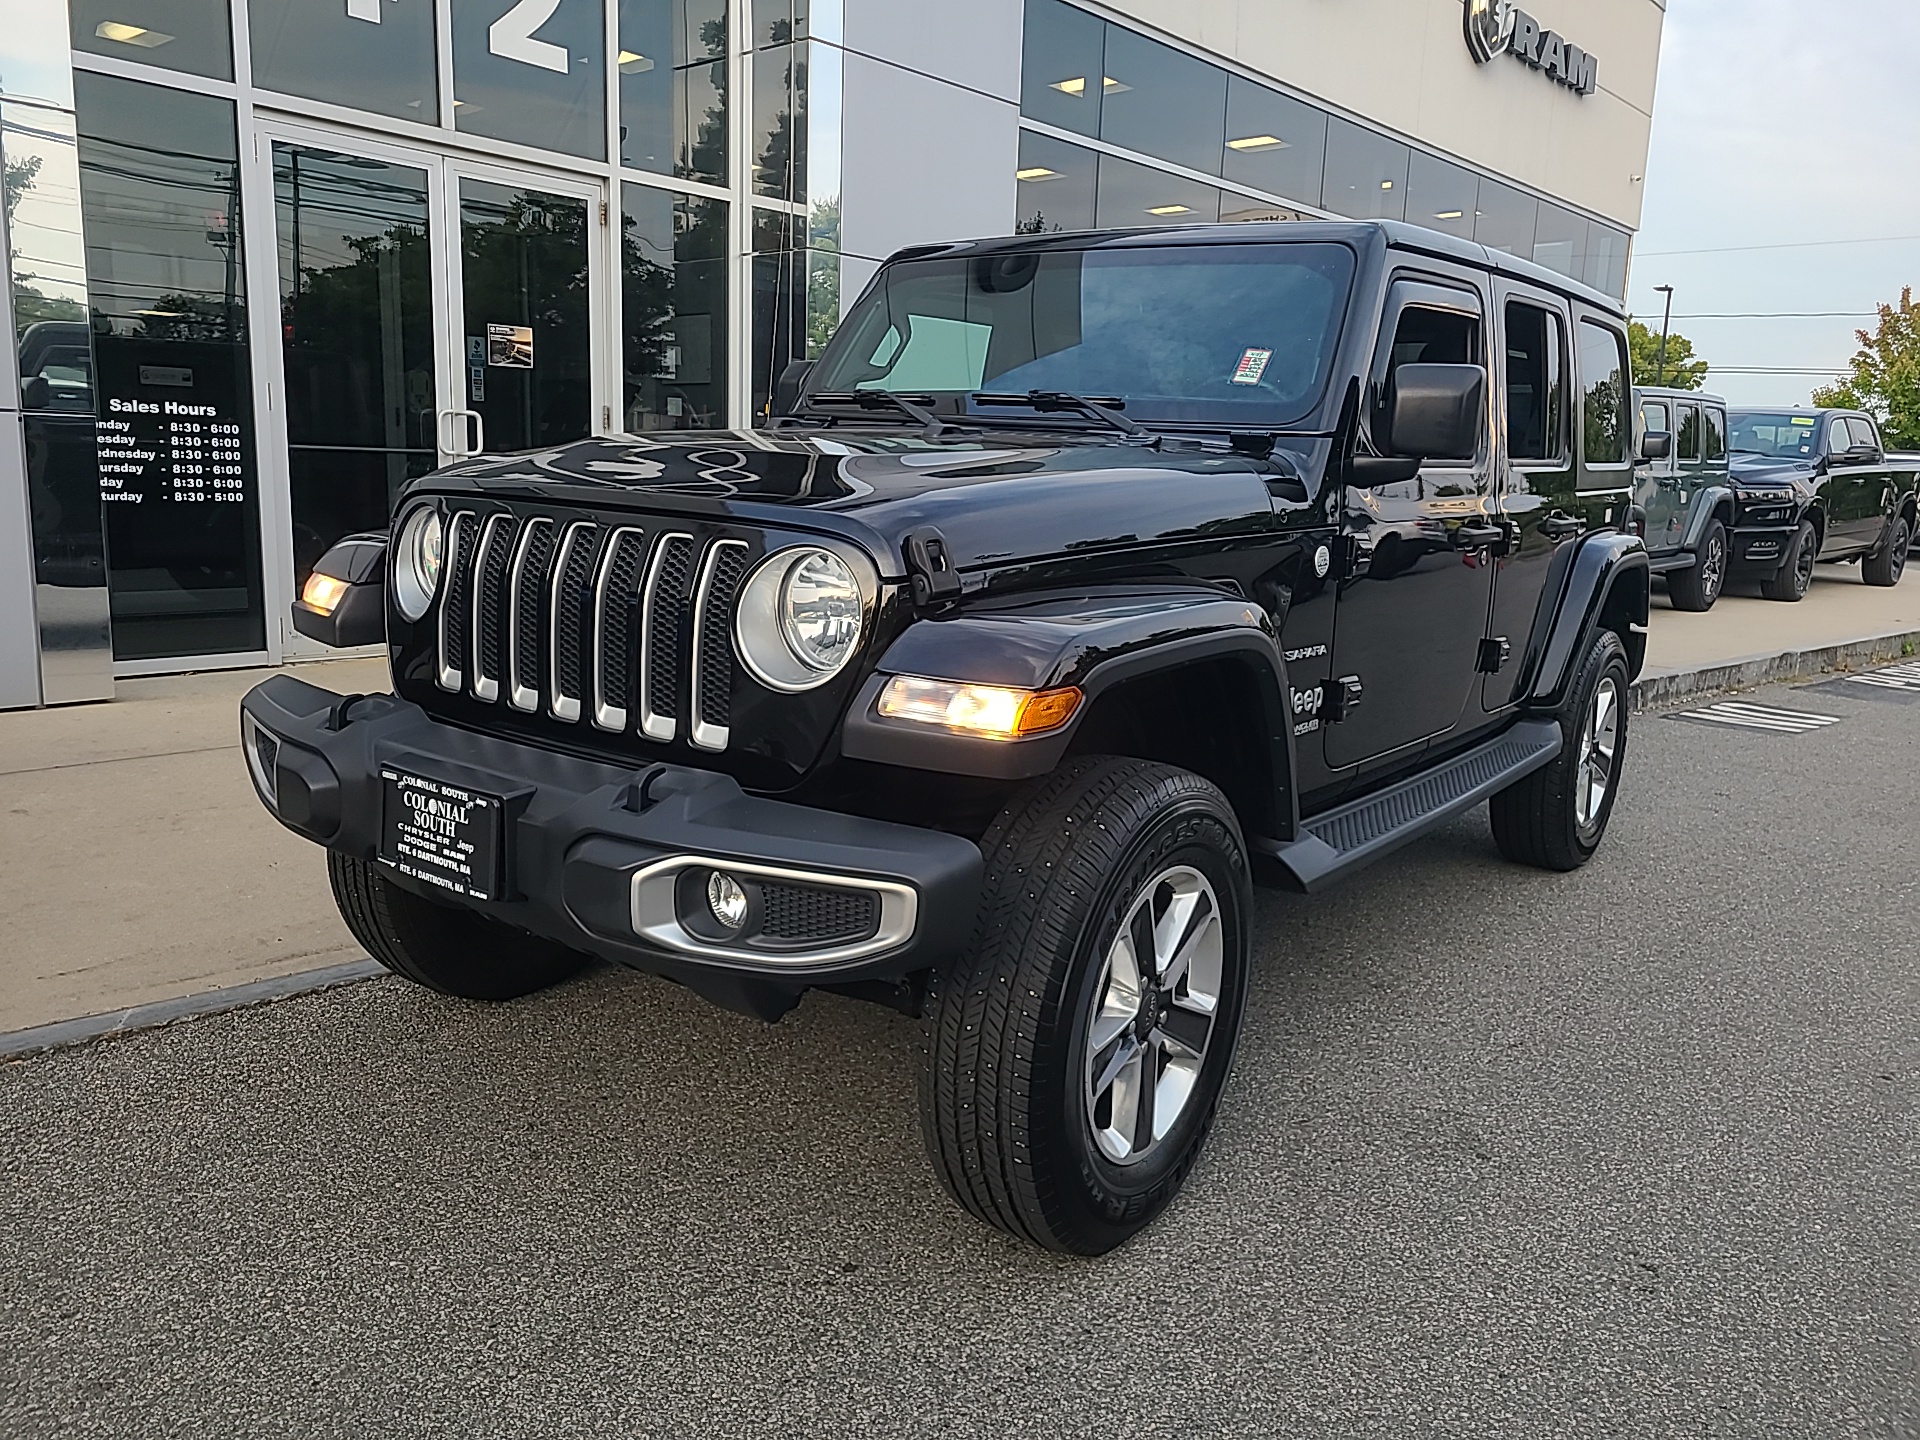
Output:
1730,412,1820,459
808,242,1357,428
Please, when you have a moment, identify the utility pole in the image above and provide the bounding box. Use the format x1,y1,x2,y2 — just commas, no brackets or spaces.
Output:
1653,284,1675,387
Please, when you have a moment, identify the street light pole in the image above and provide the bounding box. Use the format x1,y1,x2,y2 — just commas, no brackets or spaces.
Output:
1653,284,1675,387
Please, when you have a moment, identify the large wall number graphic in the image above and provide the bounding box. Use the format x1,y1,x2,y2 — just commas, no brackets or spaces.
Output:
488,0,571,74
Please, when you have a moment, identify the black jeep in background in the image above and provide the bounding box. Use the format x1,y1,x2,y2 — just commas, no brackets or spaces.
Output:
1727,408,1918,599
242,220,1650,1254
1635,386,1734,611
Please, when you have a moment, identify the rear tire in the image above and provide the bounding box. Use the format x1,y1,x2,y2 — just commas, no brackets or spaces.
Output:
921,757,1251,1254
1761,519,1818,602
329,852,588,1000
1863,516,1911,587
1667,519,1727,612
1489,629,1630,872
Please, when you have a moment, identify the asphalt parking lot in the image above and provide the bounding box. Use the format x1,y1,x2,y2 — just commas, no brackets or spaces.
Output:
4,677,1918,1440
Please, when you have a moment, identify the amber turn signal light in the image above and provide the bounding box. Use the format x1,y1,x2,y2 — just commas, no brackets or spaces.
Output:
301,572,350,615
876,677,1083,740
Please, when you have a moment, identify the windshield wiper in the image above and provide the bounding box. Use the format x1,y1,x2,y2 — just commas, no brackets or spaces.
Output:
796,390,969,442
971,389,1147,438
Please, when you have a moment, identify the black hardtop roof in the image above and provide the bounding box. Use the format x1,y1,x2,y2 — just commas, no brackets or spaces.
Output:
1638,385,1728,405
1728,405,1855,418
888,218,1627,320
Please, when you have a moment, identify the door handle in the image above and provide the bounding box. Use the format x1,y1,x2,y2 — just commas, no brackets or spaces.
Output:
439,409,485,457
1455,522,1504,547
1655,474,1679,490
1541,514,1585,539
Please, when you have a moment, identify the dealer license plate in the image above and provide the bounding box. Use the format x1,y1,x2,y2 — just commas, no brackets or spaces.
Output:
379,768,503,902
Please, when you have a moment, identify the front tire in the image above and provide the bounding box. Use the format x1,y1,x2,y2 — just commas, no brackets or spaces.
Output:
921,758,1251,1254
1489,629,1630,872
329,852,588,1000
1863,516,1911,587
1667,519,1727,612
1761,519,1818,602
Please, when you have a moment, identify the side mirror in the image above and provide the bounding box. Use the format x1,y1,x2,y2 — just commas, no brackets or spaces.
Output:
1640,430,1672,462
1387,363,1485,461
1842,443,1880,463
291,532,388,648
19,375,50,411
771,359,815,419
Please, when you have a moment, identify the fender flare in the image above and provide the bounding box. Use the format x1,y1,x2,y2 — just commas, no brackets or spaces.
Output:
1681,486,1735,551
839,584,1301,837
1528,533,1651,707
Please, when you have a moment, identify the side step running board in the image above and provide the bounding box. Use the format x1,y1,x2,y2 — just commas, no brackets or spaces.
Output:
1260,719,1562,893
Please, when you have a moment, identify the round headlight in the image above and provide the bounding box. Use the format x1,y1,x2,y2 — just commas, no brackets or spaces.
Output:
734,547,866,691
392,506,444,622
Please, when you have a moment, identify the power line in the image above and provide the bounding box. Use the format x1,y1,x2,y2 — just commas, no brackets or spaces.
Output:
1636,234,1920,257
1707,367,1852,375
1666,311,1877,320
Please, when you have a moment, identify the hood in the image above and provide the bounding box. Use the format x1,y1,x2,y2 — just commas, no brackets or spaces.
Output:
415,428,1307,580
1729,453,1813,486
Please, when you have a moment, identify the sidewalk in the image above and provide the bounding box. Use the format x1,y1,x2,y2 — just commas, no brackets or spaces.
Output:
2,569,1915,1040
0,656,387,1035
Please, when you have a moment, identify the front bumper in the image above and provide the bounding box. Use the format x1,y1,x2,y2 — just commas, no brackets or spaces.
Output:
239,675,982,999
1726,523,1796,578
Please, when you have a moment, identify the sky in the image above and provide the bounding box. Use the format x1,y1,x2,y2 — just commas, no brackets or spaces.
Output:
1629,0,1920,406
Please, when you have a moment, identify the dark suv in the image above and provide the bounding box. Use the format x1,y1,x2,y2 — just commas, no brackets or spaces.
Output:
242,221,1650,1254
1634,387,1734,611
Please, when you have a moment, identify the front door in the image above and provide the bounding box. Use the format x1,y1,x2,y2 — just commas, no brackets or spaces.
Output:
1824,416,1893,551
260,126,608,646
1325,278,1497,771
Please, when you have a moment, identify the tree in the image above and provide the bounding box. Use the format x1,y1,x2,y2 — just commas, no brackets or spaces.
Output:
1628,319,1708,390
1811,287,1920,450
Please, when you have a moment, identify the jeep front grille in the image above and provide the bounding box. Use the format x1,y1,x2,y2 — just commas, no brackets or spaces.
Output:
435,510,752,752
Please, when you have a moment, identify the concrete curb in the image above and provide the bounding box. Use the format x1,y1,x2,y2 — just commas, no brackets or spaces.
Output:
0,959,387,1062
1632,628,1920,711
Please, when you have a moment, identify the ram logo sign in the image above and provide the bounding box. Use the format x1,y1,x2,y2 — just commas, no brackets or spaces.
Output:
1463,0,1599,96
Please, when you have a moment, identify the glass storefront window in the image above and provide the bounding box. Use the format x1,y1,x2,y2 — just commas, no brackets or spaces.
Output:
751,208,806,419
1094,154,1220,228
1473,177,1538,256
1407,152,1476,241
622,184,727,431
1016,131,1097,235
1222,78,1326,211
1322,119,1406,222
69,0,232,82
74,72,264,660
249,0,437,122
452,0,606,160
752,0,805,47
1533,203,1588,282
1099,26,1226,177
752,42,805,200
1019,0,1106,140
619,0,728,186
273,145,437,588
458,178,593,452
1587,225,1630,299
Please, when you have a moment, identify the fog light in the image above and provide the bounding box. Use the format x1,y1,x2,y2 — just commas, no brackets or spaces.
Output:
706,871,749,930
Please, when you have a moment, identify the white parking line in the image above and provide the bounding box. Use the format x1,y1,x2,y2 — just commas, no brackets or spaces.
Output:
1843,662,1920,692
1672,702,1843,733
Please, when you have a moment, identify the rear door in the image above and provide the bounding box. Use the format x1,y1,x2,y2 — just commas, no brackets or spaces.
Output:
1636,396,1672,545
1325,274,1496,770
1835,417,1895,548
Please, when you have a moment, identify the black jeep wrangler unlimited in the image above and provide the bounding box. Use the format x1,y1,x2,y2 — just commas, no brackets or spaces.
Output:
242,221,1649,1254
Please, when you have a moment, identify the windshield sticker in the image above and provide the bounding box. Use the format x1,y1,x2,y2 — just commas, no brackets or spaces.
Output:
1792,417,1816,426
1232,348,1274,386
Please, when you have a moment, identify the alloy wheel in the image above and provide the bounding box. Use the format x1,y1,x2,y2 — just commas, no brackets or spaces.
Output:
1794,534,1817,594
1084,865,1223,1166
1701,532,1726,602
1575,676,1621,833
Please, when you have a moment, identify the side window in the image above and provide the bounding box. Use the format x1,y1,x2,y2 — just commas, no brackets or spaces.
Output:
1704,408,1727,463
1677,404,1702,463
1504,300,1564,462
1577,319,1630,467
1849,417,1881,453
1375,298,1481,455
1829,418,1857,457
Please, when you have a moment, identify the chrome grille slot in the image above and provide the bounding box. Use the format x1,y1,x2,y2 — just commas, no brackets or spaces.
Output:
470,514,516,703
592,528,647,732
508,518,557,713
640,533,696,744
432,509,761,754
547,521,599,723
691,540,750,751
436,511,477,692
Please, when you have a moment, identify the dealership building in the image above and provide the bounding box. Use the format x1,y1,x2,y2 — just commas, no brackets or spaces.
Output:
0,0,1664,702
